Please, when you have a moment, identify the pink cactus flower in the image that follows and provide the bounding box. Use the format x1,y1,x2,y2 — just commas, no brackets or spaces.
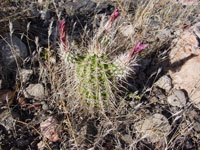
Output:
105,9,120,30
110,9,120,24
129,41,148,58
59,20,68,50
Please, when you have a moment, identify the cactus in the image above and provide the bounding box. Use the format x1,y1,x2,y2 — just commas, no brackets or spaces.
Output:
58,10,148,112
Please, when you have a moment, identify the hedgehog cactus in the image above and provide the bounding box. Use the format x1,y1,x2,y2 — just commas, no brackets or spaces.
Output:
75,53,117,108
59,10,147,111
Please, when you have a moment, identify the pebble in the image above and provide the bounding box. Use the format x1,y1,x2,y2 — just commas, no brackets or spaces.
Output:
24,84,46,99
41,102,49,110
20,69,33,83
167,89,186,108
155,75,172,92
134,113,171,143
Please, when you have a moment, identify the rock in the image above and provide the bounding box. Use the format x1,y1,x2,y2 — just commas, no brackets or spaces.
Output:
167,89,186,108
41,101,48,110
24,84,45,99
0,35,28,67
40,117,60,142
157,94,166,100
134,114,171,143
168,23,200,110
20,69,33,83
154,75,172,92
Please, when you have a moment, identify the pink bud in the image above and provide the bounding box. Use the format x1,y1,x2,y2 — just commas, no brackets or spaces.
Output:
110,9,120,24
129,42,148,58
59,20,67,50
105,9,120,30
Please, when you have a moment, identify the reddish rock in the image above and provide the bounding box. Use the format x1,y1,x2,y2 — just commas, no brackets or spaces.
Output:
168,23,200,110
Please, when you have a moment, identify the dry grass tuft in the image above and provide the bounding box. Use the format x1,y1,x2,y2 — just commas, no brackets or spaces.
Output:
0,0,199,149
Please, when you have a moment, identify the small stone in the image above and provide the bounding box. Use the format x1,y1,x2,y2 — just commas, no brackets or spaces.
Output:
134,113,171,143
167,89,186,108
157,94,166,100
42,102,49,111
25,84,45,99
20,69,33,83
155,75,172,92
40,117,60,142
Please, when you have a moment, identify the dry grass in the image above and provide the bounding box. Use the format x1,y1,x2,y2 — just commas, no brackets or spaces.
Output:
0,0,199,149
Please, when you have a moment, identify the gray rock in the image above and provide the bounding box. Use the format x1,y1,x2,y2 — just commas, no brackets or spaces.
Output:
167,89,186,108
0,35,28,67
24,84,45,99
20,69,33,83
155,75,172,92
41,101,49,110
134,113,171,143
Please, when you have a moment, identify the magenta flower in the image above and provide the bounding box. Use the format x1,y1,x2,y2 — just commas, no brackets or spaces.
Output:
110,9,120,24
105,9,120,30
59,20,68,50
129,41,148,58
